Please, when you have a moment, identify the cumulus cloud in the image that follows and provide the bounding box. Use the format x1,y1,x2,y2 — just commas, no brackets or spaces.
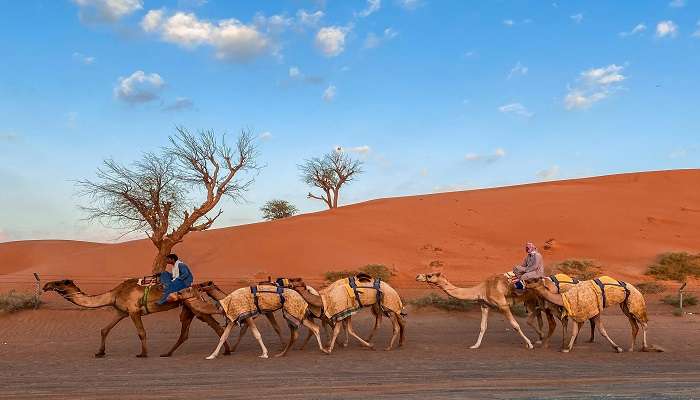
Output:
669,0,685,7
464,148,506,163
72,0,143,23
114,70,165,103
498,103,533,118
619,23,647,37
364,28,398,49
396,0,422,11
537,165,560,180
72,52,96,65
259,131,273,140
297,10,324,27
315,26,350,57
162,97,194,111
507,61,528,79
570,13,583,24
323,84,337,102
656,20,678,38
141,10,271,62
564,64,625,110
357,0,381,17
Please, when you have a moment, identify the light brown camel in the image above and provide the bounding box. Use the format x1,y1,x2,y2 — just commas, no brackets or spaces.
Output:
289,276,406,352
536,274,596,349
43,279,231,358
415,272,553,349
177,285,329,359
527,277,663,353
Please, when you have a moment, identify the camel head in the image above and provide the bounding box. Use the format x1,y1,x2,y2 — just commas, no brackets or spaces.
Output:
525,278,547,292
288,278,307,290
42,279,77,293
416,272,442,284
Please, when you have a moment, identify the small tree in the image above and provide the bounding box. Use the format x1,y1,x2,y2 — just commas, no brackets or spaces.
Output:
77,127,259,273
260,199,298,221
299,150,363,209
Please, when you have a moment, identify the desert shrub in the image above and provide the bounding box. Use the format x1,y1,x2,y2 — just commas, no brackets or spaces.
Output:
324,264,394,283
646,252,700,282
0,290,41,312
553,259,601,280
260,199,298,221
661,294,698,307
636,281,665,295
409,293,475,312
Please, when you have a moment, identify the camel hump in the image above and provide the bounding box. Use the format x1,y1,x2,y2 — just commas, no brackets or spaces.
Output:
355,272,374,283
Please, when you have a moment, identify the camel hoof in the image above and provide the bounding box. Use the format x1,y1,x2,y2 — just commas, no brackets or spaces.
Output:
614,347,623,353
159,353,171,358
469,345,480,349
535,340,542,345
258,354,269,359
526,344,534,350
341,343,348,348
627,348,635,353
561,349,570,353
384,347,393,351
274,352,286,358
135,354,147,358
205,355,216,360
94,353,106,358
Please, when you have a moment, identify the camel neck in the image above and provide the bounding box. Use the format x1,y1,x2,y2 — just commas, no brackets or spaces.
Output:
435,278,481,301
534,286,564,306
59,286,115,308
296,288,323,308
206,287,227,301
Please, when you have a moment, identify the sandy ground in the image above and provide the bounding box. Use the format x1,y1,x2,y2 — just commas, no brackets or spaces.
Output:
2,300,700,400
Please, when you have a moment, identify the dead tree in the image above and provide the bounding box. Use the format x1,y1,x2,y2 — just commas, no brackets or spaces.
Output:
77,127,258,273
299,150,363,209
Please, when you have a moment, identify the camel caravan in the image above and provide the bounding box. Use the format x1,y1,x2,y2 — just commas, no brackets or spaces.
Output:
42,244,662,359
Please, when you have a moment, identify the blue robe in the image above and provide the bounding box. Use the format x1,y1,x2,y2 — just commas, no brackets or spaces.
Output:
157,262,194,305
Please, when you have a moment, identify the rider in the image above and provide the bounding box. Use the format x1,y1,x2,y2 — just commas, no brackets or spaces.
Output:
512,242,544,290
156,254,194,305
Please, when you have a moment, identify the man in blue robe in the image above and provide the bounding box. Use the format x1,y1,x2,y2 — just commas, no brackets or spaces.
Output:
157,253,194,305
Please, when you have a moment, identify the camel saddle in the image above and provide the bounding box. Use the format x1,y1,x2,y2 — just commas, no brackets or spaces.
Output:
137,274,161,287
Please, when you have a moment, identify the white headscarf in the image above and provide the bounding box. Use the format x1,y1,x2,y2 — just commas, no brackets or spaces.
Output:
172,260,182,279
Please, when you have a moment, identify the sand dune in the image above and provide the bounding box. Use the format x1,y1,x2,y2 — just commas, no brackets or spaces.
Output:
1,169,699,287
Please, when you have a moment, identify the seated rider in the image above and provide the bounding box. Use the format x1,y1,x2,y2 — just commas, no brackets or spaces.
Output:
157,253,194,305
512,242,544,290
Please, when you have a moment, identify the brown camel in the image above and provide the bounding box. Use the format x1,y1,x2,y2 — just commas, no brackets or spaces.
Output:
527,278,663,353
43,279,231,358
415,272,552,349
289,276,406,352
536,274,596,349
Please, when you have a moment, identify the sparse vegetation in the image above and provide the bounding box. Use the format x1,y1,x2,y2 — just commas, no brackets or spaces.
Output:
636,281,666,295
324,264,394,283
646,252,700,282
409,293,476,312
661,294,698,307
0,290,41,313
553,259,602,280
260,199,298,221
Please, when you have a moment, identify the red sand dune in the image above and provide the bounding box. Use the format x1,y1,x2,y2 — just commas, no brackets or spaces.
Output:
1,169,699,288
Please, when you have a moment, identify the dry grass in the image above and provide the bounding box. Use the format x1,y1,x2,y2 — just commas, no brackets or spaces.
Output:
646,252,700,282
635,281,666,295
553,259,602,280
0,290,41,313
409,293,476,312
661,294,698,307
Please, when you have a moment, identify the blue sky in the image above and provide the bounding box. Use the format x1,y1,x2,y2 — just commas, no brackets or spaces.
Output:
1,0,699,242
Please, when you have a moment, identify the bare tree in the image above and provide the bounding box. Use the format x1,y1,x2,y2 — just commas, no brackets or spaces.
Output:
260,199,299,221
77,127,259,273
299,150,363,209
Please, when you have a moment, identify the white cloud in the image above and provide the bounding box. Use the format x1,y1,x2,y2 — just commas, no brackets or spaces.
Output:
162,97,193,111
498,103,533,118
289,66,301,78
503,19,514,26
507,61,528,79
693,21,700,38
669,149,687,158
296,10,324,27
315,26,349,57
72,0,143,23
537,165,560,180
396,0,421,11
503,18,532,27
323,84,336,102
656,20,678,38
564,64,625,110
464,148,506,163
72,52,96,65
254,13,293,34
364,28,398,49
259,131,273,140
669,0,686,8
336,145,371,154
114,70,165,103
141,11,271,62
570,13,583,24
358,0,381,18
619,23,647,37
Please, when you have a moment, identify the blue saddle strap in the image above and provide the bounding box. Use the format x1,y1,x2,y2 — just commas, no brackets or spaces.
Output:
348,277,363,307
373,278,382,304
549,275,561,293
593,279,607,308
250,286,261,313
276,285,285,306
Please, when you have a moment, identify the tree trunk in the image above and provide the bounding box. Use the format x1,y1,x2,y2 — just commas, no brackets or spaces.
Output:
332,188,339,209
151,244,174,274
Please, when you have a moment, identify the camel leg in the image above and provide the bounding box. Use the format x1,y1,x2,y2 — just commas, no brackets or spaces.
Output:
206,321,234,360
197,314,232,355
397,314,406,347
561,317,569,350
541,309,557,349
366,307,381,342
246,317,269,359
298,328,313,350
275,323,299,357
341,319,350,348
160,307,194,357
592,316,623,353
345,318,375,349
501,306,533,350
588,318,596,342
230,323,249,352
526,307,545,344
95,311,127,358
385,312,401,351
264,312,285,349
327,321,343,353
302,318,330,354
640,321,651,350
470,305,489,349
562,319,582,353
627,316,639,352
129,312,148,358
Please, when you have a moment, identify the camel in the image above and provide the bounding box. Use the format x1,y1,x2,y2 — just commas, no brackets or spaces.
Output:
288,276,406,352
415,272,553,349
43,279,231,358
179,284,329,359
527,278,663,353
536,274,596,349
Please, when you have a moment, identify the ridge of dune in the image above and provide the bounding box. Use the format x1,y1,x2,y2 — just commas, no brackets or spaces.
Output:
1,169,699,287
